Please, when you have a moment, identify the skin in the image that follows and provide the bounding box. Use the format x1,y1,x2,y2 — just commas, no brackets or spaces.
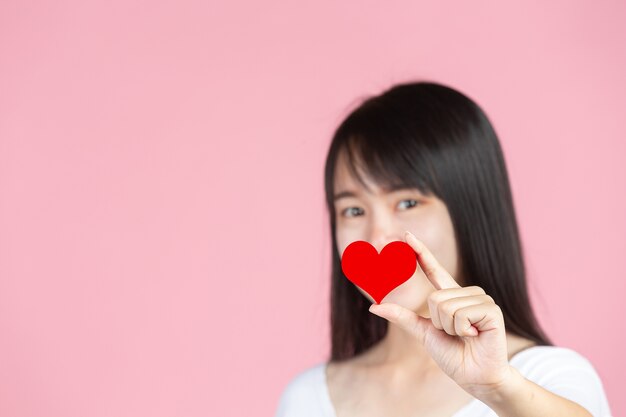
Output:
328,148,592,417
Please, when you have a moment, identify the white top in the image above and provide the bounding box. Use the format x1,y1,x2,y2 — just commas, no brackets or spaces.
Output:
274,346,612,417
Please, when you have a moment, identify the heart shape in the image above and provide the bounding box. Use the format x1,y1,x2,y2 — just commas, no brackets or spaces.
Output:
341,240,417,304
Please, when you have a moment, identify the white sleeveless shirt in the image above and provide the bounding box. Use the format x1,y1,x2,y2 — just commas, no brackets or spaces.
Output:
274,346,612,417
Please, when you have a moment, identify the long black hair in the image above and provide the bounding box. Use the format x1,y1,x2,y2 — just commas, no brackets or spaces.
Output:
323,80,552,362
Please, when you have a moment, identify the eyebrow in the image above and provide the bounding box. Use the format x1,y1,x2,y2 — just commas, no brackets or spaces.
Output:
333,185,417,201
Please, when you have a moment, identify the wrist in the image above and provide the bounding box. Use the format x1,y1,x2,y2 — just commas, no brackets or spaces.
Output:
473,365,527,408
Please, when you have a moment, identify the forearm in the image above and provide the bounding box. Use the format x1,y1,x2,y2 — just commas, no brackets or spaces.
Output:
476,366,593,417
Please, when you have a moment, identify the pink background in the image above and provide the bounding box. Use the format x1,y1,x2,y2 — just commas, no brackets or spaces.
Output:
1,1,625,416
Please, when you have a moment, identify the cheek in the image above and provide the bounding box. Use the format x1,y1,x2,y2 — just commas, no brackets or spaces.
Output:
335,225,361,257
416,219,459,276
335,225,375,304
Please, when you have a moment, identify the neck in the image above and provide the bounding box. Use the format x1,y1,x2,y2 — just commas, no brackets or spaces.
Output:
369,303,439,373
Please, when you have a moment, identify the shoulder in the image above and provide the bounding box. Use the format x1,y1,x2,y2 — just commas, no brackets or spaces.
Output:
274,362,332,417
510,345,613,417
511,345,602,379
279,362,326,397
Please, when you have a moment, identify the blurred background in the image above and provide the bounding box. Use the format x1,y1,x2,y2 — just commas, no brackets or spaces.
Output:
1,1,625,416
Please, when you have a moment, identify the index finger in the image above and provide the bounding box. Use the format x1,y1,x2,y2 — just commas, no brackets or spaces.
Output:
404,230,461,290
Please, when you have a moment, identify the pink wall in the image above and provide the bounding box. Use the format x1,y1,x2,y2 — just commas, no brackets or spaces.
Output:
1,1,624,416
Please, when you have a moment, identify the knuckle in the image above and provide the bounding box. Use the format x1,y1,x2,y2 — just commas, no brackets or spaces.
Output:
438,300,454,317
490,303,503,316
392,306,404,321
454,307,467,319
469,285,485,294
427,290,442,305
396,307,412,322
423,264,437,276
482,294,495,304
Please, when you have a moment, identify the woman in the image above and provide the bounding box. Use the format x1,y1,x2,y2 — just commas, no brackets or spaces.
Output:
275,81,612,416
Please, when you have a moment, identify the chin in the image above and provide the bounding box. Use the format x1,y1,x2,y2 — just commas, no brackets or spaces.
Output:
380,277,430,312
354,275,431,310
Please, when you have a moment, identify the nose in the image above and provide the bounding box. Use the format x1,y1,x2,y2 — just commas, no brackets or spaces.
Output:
368,214,400,253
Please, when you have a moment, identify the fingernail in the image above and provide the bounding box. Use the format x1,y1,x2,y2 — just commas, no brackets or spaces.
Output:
369,304,380,313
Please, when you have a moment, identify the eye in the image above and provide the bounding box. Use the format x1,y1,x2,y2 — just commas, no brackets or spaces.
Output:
341,207,364,218
398,199,420,210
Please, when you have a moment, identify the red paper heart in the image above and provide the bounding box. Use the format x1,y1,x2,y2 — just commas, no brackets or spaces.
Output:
341,240,417,304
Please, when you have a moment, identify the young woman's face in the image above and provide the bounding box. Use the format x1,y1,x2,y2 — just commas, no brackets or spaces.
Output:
333,149,464,314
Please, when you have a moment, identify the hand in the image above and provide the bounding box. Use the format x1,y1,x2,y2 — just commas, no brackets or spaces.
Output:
368,230,514,399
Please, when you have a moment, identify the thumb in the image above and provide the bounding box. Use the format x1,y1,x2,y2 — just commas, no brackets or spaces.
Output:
369,303,432,344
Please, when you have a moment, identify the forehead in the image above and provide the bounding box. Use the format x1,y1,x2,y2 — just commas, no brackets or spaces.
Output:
334,147,394,195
